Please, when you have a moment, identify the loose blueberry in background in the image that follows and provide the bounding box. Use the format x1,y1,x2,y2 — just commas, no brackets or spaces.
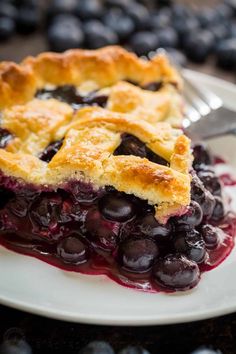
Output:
103,8,135,41
157,27,178,48
57,236,89,264
76,0,104,20
0,16,15,40
98,192,136,222
210,24,229,46
190,347,222,354
184,30,214,63
153,253,200,290
192,143,213,168
118,238,159,273
216,38,236,70
47,14,84,52
173,16,199,46
211,196,225,222
126,3,150,30
0,328,32,354
197,8,218,28
201,224,220,250
47,0,78,20
118,346,151,354
174,229,206,264
150,8,171,30
129,31,159,56
16,6,40,34
175,201,203,227
0,2,17,20
79,341,115,354
83,20,118,49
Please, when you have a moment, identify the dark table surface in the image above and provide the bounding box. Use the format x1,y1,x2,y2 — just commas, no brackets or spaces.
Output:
1,30,236,354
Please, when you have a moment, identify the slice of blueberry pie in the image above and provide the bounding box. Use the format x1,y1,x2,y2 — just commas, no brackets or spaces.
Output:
0,46,235,293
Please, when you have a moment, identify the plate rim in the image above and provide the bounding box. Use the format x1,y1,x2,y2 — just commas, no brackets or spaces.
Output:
1,69,236,326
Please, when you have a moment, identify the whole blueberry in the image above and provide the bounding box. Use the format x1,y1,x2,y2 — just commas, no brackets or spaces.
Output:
98,192,136,222
184,30,214,62
16,6,40,34
190,346,222,354
126,3,150,30
118,238,159,273
47,15,84,52
216,38,236,70
83,20,118,49
0,16,15,40
157,27,178,48
173,16,199,45
210,24,230,46
47,0,78,19
174,229,206,264
137,213,172,241
103,8,135,41
153,254,200,290
0,328,32,354
150,9,171,31
79,341,114,354
57,236,89,264
211,196,225,222
130,31,159,56
119,346,150,354
201,224,220,250
0,2,17,20
85,207,121,251
192,143,213,168
171,4,193,19
175,201,203,227
197,8,218,28
215,3,234,20
76,0,104,20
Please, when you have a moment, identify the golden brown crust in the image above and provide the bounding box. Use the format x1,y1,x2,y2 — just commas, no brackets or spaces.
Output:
0,46,189,222
0,47,182,124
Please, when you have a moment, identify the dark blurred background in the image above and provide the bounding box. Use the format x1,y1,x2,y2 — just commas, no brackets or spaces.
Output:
0,0,235,83
1,1,236,354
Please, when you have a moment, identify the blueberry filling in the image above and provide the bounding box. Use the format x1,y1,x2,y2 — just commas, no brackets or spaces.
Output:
35,85,108,109
0,128,13,149
39,139,63,162
0,142,232,292
125,80,164,92
114,134,169,166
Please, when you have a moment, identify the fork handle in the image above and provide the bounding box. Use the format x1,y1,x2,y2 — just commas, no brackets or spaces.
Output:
185,107,236,140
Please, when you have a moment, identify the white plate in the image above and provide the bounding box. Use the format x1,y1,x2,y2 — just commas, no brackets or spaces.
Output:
1,70,236,326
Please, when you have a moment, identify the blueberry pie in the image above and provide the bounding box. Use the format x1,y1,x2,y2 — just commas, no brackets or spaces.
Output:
0,46,235,292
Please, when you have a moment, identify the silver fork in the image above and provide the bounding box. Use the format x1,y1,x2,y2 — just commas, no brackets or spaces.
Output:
182,72,236,140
